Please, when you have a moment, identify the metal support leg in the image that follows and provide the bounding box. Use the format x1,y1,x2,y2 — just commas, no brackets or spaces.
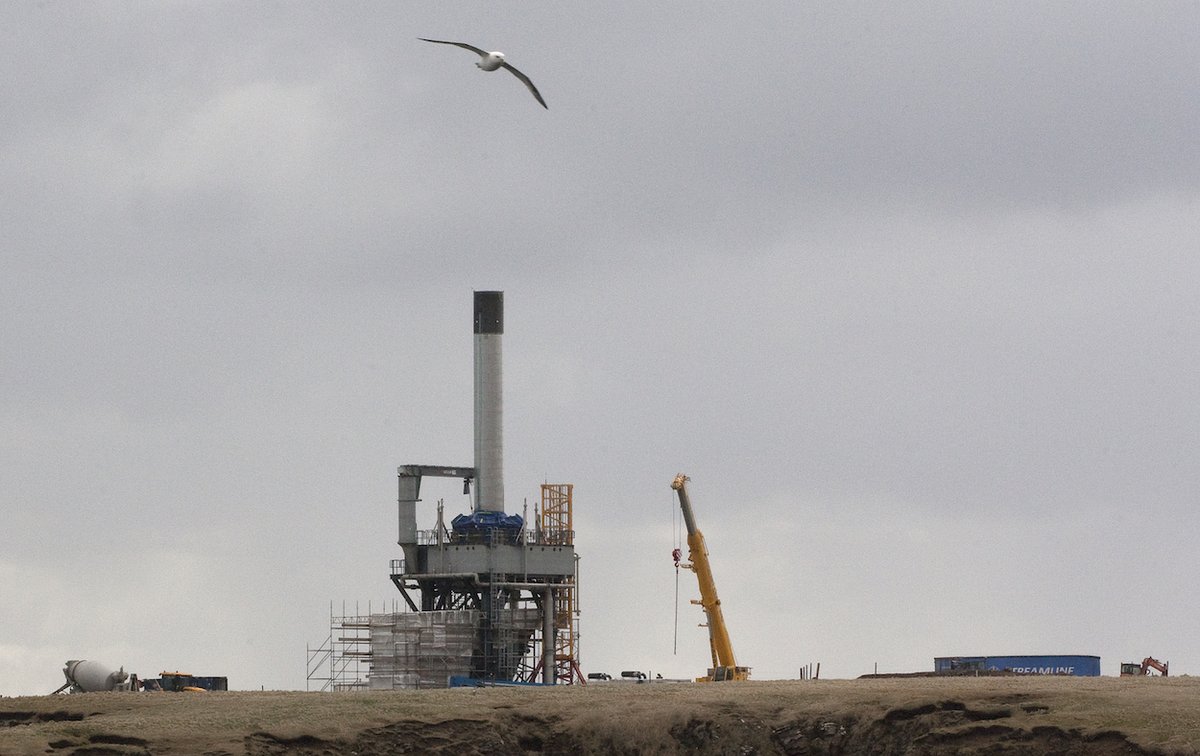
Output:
542,587,555,685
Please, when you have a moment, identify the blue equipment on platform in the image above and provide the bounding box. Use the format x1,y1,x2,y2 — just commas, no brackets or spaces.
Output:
450,511,524,543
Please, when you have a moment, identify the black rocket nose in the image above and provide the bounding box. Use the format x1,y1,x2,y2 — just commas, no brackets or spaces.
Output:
474,291,503,334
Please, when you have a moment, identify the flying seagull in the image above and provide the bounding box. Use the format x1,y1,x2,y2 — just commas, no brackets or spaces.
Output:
418,38,548,109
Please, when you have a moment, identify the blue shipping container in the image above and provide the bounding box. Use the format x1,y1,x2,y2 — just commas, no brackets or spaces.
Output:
934,655,1100,676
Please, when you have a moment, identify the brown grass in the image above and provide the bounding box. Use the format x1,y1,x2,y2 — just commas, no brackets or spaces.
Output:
2,676,1198,754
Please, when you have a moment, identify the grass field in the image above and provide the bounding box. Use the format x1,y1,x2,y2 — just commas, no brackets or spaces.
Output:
2,676,1197,754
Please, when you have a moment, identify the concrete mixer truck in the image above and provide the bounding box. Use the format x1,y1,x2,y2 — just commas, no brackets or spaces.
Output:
53,660,132,694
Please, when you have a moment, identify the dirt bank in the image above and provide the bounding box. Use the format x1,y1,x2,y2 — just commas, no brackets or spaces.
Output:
2,676,1197,754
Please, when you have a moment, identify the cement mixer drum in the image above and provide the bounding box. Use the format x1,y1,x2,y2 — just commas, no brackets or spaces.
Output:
62,660,130,692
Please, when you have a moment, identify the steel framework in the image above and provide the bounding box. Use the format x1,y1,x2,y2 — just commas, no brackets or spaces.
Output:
518,484,584,684
306,601,399,691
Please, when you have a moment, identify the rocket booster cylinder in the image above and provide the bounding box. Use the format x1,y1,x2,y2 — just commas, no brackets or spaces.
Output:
473,291,504,513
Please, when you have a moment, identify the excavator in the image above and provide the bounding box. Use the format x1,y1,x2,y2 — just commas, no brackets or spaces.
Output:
1120,657,1169,676
671,474,750,682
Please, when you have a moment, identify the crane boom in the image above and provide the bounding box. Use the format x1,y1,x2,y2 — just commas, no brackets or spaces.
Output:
1141,657,1169,676
1119,656,1169,677
671,473,750,682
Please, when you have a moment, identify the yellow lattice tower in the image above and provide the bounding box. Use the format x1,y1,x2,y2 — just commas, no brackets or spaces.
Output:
541,483,583,683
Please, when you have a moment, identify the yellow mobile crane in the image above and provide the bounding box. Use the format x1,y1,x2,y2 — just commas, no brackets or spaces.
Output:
671,473,751,682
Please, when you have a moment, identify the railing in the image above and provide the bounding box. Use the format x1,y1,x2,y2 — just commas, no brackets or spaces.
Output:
412,528,574,547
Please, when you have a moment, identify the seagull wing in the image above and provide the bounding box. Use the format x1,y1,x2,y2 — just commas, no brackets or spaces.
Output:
501,61,548,109
418,38,488,57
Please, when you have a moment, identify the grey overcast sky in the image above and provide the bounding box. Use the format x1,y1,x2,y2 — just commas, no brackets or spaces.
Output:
3,2,1199,694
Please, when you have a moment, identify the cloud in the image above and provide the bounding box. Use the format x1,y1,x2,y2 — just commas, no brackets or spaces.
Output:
2,4,1198,692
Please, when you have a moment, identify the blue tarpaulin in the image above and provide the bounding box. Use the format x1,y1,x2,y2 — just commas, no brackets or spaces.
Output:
451,510,524,541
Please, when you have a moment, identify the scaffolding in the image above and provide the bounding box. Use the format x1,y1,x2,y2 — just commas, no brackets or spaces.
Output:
517,484,584,684
369,610,479,689
311,482,582,690
306,601,399,692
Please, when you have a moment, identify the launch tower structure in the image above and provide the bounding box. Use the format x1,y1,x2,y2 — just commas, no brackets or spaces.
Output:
388,291,579,685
